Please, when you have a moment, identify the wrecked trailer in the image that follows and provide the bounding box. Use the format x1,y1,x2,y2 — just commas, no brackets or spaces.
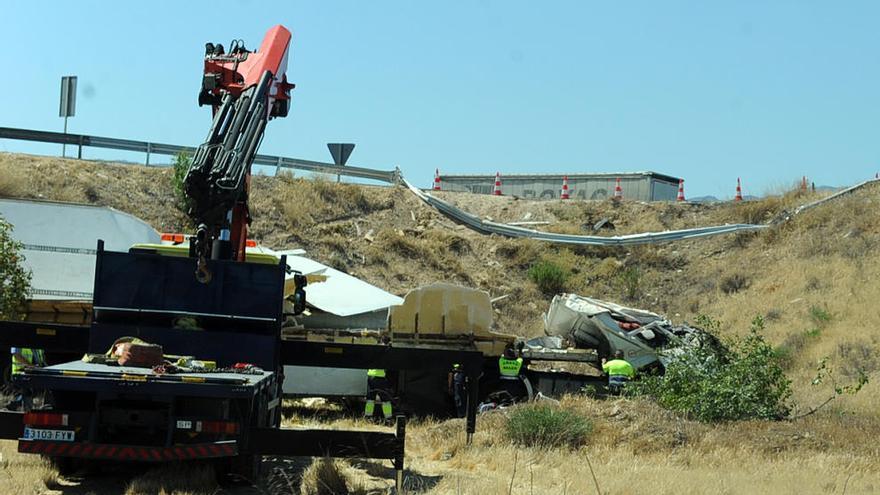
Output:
543,293,711,372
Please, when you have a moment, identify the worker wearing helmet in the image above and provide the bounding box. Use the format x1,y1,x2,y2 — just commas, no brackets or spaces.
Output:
497,345,525,400
364,369,393,421
602,350,635,394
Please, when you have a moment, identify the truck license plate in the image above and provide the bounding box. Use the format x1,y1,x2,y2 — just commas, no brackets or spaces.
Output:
23,427,74,442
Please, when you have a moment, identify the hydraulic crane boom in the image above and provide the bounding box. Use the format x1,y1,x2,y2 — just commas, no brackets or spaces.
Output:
185,25,294,282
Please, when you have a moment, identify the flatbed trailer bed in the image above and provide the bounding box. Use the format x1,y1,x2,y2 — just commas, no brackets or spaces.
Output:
20,361,275,398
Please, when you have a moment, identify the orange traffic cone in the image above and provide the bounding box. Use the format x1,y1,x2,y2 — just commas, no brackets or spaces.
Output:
560,176,570,199
613,178,622,201
493,172,502,196
735,178,743,202
677,179,685,202
433,168,441,191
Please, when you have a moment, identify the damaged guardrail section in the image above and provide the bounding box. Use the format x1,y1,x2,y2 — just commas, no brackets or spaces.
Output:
401,177,880,246
401,178,769,246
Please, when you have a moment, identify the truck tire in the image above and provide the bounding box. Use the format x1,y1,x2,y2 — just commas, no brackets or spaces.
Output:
47,456,78,477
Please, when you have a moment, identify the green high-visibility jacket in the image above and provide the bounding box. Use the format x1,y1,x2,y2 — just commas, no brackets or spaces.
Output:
602,359,635,378
498,357,523,377
11,348,44,375
367,369,386,378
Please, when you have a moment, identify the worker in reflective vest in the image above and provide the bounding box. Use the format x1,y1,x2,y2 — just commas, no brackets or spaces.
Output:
364,368,393,421
602,350,635,393
10,347,46,411
497,346,525,400
11,348,45,375
448,363,466,418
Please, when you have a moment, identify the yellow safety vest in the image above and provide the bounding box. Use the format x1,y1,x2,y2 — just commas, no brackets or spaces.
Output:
602,359,635,378
498,357,523,377
11,348,43,375
367,369,386,378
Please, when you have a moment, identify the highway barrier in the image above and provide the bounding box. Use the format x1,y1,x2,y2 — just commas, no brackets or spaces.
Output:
0,126,399,184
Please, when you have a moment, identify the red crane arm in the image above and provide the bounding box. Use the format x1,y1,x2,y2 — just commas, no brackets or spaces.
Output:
200,25,295,118
185,25,295,281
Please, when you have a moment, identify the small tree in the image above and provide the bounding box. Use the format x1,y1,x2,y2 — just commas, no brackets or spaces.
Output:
633,315,792,422
171,152,192,212
0,216,31,320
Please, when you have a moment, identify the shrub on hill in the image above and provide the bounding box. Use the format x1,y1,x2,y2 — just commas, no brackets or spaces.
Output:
170,151,191,213
506,403,592,449
528,260,568,295
633,315,792,422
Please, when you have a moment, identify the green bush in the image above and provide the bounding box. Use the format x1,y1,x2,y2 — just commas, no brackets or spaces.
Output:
527,260,568,295
171,152,192,212
633,315,791,422
0,216,31,319
506,403,592,449
616,266,641,300
809,305,832,326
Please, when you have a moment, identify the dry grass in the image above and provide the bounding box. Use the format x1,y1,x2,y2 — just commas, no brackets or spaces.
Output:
296,457,375,495
123,462,218,495
0,440,64,494
398,397,880,495
274,174,393,231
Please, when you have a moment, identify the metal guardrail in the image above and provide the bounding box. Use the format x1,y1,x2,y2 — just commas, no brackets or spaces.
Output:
0,126,400,184
6,127,874,248
402,178,770,246
790,177,879,218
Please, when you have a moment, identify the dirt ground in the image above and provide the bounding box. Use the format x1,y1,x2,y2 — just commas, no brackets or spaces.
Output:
1,153,879,494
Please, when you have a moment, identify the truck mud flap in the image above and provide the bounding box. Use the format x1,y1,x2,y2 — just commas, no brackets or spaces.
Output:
0,411,22,440
18,440,237,461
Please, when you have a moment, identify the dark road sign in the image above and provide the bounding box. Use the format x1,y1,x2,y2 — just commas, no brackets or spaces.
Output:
327,143,355,166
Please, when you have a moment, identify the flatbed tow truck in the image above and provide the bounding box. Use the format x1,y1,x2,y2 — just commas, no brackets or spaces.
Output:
0,24,486,488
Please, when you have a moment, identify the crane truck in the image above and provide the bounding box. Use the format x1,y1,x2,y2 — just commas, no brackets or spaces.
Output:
0,25,485,487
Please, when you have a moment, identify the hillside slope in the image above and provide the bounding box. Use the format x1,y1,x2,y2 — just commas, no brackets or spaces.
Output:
2,152,879,494
1,152,878,412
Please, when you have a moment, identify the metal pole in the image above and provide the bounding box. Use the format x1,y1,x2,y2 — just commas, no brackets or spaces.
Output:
62,116,68,158
465,372,479,444
146,142,152,166
394,415,406,491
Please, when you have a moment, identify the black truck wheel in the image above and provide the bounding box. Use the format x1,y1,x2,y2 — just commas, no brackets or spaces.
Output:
46,456,79,477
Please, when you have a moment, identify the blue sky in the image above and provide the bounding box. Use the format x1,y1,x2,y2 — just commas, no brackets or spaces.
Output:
1,1,878,198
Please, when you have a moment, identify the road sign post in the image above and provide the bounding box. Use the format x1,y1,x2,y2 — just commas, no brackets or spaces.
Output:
59,76,77,158
327,143,355,183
